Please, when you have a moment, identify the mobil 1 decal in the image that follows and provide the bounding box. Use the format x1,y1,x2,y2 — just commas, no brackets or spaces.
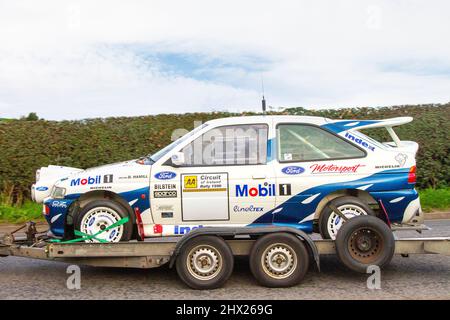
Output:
279,183,292,196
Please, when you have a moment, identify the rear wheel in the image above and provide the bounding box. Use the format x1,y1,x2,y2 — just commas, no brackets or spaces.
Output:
249,233,309,288
176,236,234,290
73,200,132,243
319,196,375,240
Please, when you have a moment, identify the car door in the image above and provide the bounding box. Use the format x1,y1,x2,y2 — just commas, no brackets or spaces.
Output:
272,122,368,227
150,121,276,231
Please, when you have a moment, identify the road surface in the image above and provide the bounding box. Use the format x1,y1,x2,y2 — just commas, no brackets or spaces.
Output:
0,220,449,300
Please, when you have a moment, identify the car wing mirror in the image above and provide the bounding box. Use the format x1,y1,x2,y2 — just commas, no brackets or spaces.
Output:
170,152,185,167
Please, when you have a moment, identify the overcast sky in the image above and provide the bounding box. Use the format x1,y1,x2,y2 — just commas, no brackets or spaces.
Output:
1,0,449,120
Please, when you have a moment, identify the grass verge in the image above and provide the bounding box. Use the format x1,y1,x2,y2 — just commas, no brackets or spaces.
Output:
419,188,450,213
0,201,44,223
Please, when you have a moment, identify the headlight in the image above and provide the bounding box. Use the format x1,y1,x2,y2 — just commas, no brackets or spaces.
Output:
52,186,66,199
36,169,41,182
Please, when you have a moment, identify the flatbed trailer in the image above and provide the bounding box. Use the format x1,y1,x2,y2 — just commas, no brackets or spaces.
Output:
1,217,449,289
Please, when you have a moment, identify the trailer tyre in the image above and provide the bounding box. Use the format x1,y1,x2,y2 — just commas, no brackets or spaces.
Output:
249,233,309,288
335,215,395,273
176,236,234,290
74,200,133,243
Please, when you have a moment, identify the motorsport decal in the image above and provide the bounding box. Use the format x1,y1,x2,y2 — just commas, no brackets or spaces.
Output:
236,182,276,197
154,171,177,180
182,173,227,192
344,132,375,151
70,174,114,186
233,205,264,213
310,163,365,174
281,166,305,175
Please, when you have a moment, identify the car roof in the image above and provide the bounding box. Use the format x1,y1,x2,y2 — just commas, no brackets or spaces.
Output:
204,115,331,126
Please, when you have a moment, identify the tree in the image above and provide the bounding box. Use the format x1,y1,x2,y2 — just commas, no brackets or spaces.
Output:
24,112,39,121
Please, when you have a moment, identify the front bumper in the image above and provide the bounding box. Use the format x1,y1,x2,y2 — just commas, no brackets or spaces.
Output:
43,198,75,237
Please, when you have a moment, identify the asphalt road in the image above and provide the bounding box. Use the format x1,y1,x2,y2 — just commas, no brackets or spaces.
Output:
0,220,449,300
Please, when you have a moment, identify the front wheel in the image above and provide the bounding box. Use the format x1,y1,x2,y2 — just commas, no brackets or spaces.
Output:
73,200,133,242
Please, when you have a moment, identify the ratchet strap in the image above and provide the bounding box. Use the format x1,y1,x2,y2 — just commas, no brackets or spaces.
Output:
49,217,129,244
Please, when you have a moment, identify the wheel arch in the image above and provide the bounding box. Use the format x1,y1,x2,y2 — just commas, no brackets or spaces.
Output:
65,190,136,228
313,188,379,220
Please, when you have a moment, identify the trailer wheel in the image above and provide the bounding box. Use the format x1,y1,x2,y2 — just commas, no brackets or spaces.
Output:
249,233,309,288
74,200,132,243
335,215,395,273
176,236,234,290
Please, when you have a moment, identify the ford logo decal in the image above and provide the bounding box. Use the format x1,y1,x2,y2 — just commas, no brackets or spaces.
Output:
36,186,49,191
282,166,305,175
154,171,177,180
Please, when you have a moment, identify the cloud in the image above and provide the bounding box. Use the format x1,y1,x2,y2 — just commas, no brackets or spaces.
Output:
0,0,449,120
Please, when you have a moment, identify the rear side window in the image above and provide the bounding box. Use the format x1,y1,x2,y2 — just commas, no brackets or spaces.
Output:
181,124,268,166
277,124,365,162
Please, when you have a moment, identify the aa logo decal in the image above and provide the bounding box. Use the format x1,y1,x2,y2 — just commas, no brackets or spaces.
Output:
184,176,198,189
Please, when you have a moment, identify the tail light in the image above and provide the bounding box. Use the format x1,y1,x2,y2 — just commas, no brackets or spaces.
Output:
408,166,416,184
44,205,50,216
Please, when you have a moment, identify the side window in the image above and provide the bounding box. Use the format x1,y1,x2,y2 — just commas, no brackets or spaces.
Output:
181,124,268,166
277,124,365,162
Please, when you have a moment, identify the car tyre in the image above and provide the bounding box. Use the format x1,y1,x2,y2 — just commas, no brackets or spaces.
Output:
319,196,375,240
73,200,133,242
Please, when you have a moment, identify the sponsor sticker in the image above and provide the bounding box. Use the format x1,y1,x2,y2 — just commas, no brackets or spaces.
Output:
395,153,408,167
236,182,276,197
182,173,227,192
184,176,198,189
345,132,375,151
154,190,177,198
70,174,113,186
233,205,264,213
154,171,177,180
282,166,305,175
154,184,176,190
36,186,49,191
51,201,68,208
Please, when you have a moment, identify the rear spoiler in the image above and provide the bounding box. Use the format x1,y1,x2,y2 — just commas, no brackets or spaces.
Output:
323,117,413,147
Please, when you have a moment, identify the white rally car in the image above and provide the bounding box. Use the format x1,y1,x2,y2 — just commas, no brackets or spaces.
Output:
32,115,423,242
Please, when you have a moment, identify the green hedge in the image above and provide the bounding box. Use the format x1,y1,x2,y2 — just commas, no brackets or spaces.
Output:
1,104,449,204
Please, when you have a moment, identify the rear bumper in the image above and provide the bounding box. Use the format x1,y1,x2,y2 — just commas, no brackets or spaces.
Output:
369,188,420,223
401,196,424,224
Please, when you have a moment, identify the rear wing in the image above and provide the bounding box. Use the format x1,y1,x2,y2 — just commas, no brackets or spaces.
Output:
323,117,413,148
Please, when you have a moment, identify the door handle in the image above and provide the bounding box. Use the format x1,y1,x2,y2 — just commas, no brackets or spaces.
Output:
252,175,266,180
